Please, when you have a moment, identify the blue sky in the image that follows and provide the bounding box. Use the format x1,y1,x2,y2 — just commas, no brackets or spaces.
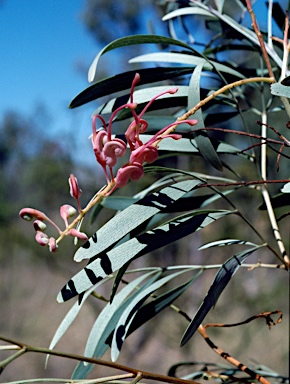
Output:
0,0,287,166
0,0,165,165
0,0,100,161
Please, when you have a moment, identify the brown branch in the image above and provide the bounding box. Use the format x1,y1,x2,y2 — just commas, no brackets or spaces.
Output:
204,310,283,329
197,325,272,384
0,335,200,384
246,0,275,79
168,304,281,384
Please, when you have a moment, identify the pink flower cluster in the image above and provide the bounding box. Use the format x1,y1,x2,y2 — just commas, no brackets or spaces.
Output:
19,74,198,251
92,73,198,194
19,175,88,252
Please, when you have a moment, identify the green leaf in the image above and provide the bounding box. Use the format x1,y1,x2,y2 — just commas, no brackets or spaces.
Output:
88,35,195,83
209,11,282,68
129,52,245,79
72,270,160,379
57,209,233,303
57,179,201,302
271,83,290,98
70,67,194,108
162,7,218,21
127,270,203,336
94,85,189,117
259,192,290,209
139,135,247,157
74,179,201,262
198,239,257,250
188,64,223,171
180,246,263,346
281,182,290,193
101,196,137,211
111,270,191,361
47,278,109,366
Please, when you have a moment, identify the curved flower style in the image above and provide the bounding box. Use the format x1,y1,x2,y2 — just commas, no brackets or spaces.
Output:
111,119,199,194
114,162,144,189
90,73,199,194
19,176,88,251
92,103,136,182
125,73,179,151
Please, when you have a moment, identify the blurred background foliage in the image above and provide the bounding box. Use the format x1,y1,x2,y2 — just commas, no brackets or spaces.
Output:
0,0,289,382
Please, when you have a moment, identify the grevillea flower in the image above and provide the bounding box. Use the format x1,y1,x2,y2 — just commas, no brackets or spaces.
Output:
60,204,77,227
90,73,199,194
125,73,179,151
114,162,144,189
111,119,198,193
92,103,136,182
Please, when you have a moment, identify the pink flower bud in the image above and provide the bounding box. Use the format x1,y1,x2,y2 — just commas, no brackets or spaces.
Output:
130,145,159,165
60,205,77,227
103,139,127,167
33,220,47,231
19,208,48,221
68,174,82,200
68,228,88,241
49,237,58,252
35,231,49,246
115,163,144,188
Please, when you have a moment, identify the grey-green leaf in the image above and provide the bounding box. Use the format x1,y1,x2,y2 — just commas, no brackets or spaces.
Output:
57,209,232,303
180,246,263,346
271,82,290,98
111,270,191,361
88,35,195,83
129,52,245,79
72,270,160,379
198,239,257,250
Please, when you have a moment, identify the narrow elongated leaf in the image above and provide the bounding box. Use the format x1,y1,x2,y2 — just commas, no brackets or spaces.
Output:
129,52,245,79
101,196,137,211
259,192,290,209
127,270,203,336
180,246,262,346
47,279,108,366
72,270,160,379
88,35,195,83
70,67,194,108
57,209,233,303
188,64,223,171
111,270,191,361
74,179,201,262
95,85,189,117
57,179,201,302
198,239,257,250
162,7,217,20
139,134,247,156
209,10,283,68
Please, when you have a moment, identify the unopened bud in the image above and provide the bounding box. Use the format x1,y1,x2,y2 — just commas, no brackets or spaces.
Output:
69,174,82,200
35,231,49,246
33,220,47,231
20,208,47,222
49,237,58,252
60,204,77,225
68,228,88,241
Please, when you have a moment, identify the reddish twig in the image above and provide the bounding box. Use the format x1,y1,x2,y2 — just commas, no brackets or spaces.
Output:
246,0,275,79
197,324,272,384
204,310,283,329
